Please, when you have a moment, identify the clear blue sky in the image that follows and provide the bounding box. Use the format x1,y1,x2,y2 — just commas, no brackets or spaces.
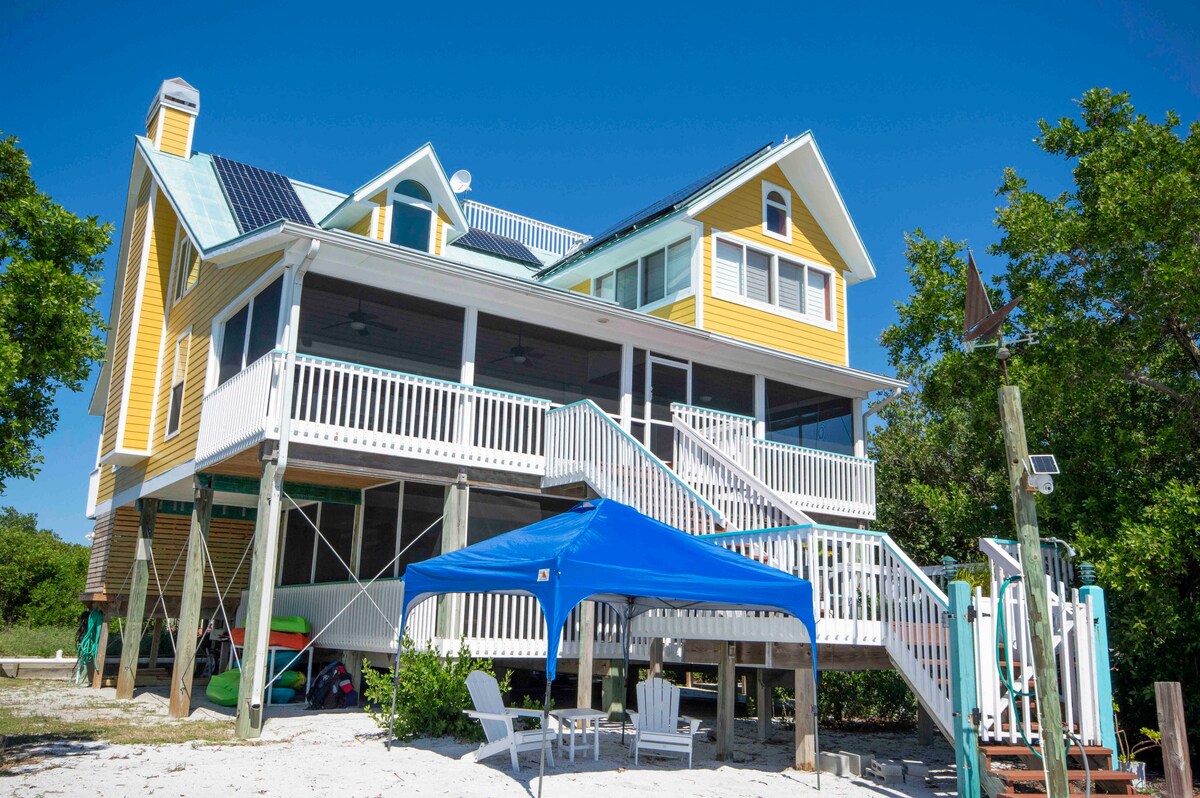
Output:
2,1,1197,544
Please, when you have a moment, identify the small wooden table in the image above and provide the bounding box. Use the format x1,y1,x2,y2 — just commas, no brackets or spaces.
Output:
551,708,606,762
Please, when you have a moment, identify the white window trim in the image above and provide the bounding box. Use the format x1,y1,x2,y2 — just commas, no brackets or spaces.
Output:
590,234,697,313
386,181,437,254
169,223,201,305
710,229,838,332
206,263,286,396
164,327,192,441
762,180,792,244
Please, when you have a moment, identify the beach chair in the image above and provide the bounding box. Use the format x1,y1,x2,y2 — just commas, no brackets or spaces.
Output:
463,670,555,773
628,677,702,767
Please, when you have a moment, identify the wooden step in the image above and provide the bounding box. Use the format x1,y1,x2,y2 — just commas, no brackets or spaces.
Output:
998,770,1135,784
982,744,1113,759
997,793,1091,798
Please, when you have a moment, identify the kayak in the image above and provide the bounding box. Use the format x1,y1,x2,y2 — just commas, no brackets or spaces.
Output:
205,669,240,707
275,670,305,689
270,616,311,635
229,628,310,651
268,686,296,704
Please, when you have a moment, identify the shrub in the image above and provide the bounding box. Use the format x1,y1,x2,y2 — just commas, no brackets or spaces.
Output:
362,636,510,742
818,671,918,727
0,624,78,657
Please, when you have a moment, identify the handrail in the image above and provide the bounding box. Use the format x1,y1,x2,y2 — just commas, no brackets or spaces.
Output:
462,200,591,257
881,535,949,607
672,403,875,463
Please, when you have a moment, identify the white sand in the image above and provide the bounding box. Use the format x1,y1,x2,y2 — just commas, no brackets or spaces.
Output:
2,682,958,798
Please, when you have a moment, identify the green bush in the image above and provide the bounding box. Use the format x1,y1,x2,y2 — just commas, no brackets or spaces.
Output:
362,636,510,742
0,508,89,626
818,671,918,727
0,624,78,657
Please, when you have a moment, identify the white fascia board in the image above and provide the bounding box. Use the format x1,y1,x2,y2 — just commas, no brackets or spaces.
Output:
268,223,905,396
685,133,876,285
94,459,198,517
319,143,470,237
541,214,696,287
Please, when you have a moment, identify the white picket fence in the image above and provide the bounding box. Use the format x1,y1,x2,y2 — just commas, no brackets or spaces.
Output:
463,200,591,257
544,399,723,535
973,576,1103,746
672,404,876,520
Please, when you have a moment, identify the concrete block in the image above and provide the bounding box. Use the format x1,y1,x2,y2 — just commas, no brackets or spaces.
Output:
838,750,873,777
819,751,849,776
867,760,905,786
901,760,929,781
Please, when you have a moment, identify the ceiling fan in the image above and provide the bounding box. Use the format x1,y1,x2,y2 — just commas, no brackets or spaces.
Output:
489,335,545,368
322,298,397,336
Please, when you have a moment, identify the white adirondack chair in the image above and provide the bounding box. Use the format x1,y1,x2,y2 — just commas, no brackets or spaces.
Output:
628,677,702,767
463,670,555,773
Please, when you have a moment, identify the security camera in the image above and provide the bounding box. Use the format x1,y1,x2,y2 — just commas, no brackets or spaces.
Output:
1023,455,1058,495
1036,478,1054,496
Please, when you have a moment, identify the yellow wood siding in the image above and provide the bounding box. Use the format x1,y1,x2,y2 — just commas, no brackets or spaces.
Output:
648,296,696,325
434,208,452,256
372,191,388,240
120,189,175,450
569,279,591,294
695,164,848,365
348,213,372,237
101,175,153,459
158,107,193,157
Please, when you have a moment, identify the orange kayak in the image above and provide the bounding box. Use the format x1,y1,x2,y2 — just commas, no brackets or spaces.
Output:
229,628,310,651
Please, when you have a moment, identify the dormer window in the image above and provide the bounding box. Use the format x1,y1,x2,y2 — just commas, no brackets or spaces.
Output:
762,182,791,242
390,179,433,251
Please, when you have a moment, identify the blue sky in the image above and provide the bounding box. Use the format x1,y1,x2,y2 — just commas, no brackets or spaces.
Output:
2,0,1197,543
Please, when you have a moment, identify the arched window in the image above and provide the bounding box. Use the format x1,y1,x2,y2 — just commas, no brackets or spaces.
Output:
763,184,791,241
390,180,433,251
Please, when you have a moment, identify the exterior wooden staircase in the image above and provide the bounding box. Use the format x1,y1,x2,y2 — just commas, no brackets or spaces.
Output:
981,744,1134,798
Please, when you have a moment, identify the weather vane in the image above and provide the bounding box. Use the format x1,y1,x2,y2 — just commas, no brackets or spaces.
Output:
961,250,1036,373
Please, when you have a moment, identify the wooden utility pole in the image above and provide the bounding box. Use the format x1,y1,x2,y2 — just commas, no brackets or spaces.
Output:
1154,682,1193,798
998,385,1069,798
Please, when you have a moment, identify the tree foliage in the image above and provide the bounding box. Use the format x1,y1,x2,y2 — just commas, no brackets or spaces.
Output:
873,89,1199,737
0,133,109,487
0,507,89,626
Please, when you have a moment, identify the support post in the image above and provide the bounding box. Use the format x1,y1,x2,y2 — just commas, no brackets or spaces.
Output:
147,618,163,669
116,498,157,700
169,478,213,718
648,637,663,679
1155,682,1192,798
602,659,625,721
576,601,595,709
998,385,1069,798
236,457,283,739
917,703,935,746
1079,585,1118,768
436,479,469,640
717,641,736,761
91,607,110,688
947,581,981,798
753,670,771,741
794,657,816,771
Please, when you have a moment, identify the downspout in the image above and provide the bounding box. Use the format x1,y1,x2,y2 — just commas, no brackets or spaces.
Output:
247,238,319,708
861,387,902,445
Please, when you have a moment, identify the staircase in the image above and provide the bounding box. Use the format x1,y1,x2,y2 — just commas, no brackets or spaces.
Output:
981,745,1133,797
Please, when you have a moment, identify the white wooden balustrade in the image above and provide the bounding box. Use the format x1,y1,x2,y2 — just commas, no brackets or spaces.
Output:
463,200,591,257
672,404,876,520
196,351,284,469
544,399,723,535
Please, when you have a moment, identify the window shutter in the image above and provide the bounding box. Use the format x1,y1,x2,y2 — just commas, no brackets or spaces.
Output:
807,269,830,319
714,240,742,296
777,259,804,313
745,249,771,303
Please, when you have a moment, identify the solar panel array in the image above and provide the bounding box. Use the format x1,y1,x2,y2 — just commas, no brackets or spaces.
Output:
211,154,314,234
456,228,542,266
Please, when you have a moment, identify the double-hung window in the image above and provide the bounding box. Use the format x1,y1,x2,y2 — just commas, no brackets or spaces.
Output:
171,226,201,303
217,276,283,386
713,235,834,326
165,331,191,439
593,237,692,310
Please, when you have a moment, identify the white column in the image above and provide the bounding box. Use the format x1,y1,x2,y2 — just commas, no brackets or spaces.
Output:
852,397,866,458
460,307,478,386
754,375,767,439
619,343,634,431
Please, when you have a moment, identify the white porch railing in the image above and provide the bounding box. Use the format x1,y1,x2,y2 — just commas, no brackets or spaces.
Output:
544,399,723,535
973,577,1103,745
196,351,284,468
672,404,876,520
463,200,591,258
982,537,1075,588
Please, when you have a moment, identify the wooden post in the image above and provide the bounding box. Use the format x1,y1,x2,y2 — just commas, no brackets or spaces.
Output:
998,385,1069,798
717,642,736,761
147,618,163,669
794,658,816,771
947,581,982,798
916,703,935,745
576,601,595,709
753,670,771,741
236,456,284,739
116,498,157,700
169,478,213,718
1155,682,1192,798
648,637,664,679
602,659,625,721
91,607,110,689
436,480,468,639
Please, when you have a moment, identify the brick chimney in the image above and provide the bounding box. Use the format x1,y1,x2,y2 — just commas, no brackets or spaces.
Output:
145,77,199,159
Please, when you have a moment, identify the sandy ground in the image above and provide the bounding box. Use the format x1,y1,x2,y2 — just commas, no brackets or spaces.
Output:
2,681,957,798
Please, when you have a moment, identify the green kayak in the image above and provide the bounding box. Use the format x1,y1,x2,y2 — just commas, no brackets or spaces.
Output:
270,616,311,634
206,669,240,707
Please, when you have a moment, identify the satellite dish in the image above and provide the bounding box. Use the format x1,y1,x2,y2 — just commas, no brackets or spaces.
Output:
450,169,472,194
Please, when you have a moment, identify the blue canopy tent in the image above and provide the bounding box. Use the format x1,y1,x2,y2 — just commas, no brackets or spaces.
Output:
389,499,820,785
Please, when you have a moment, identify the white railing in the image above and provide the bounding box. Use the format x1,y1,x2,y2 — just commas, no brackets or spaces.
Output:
673,416,810,530
196,351,283,468
672,404,876,520
544,399,723,535
463,200,591,257
86,465,101,518
973,576,1102,745
984,537,1075,588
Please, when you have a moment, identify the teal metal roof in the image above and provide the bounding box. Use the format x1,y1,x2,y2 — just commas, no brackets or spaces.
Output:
137,138,240,250
291,180,346,223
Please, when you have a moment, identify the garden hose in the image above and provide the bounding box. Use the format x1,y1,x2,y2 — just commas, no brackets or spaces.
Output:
72,609,104,685
996,575,1042,758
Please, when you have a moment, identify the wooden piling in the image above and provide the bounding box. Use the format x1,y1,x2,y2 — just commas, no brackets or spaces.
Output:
1155,682,1192,798
576,601,595,709
169,479,213,718
717,642,736,761
116,499,157,700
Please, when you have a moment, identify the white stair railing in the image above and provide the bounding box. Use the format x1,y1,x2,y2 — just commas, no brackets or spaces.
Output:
543,399,723,535
982,537,1075,588
673,415,812,530
672,403,876,520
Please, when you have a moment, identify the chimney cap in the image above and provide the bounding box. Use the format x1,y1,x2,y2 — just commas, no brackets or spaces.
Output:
146,77,200,125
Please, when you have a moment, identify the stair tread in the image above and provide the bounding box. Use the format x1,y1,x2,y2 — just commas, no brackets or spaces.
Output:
982,744,1113,756
998,770,1135,783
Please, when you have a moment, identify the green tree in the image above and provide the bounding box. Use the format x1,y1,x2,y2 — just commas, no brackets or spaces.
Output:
873,89,1199,739
0,133,109,487
0,507,89,626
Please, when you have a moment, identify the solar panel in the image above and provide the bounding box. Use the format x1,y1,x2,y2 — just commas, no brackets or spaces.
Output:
211,154,314,234
1027,454,1060,475
456,228,541,265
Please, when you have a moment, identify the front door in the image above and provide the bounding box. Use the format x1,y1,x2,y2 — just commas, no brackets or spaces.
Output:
645,357,690,462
